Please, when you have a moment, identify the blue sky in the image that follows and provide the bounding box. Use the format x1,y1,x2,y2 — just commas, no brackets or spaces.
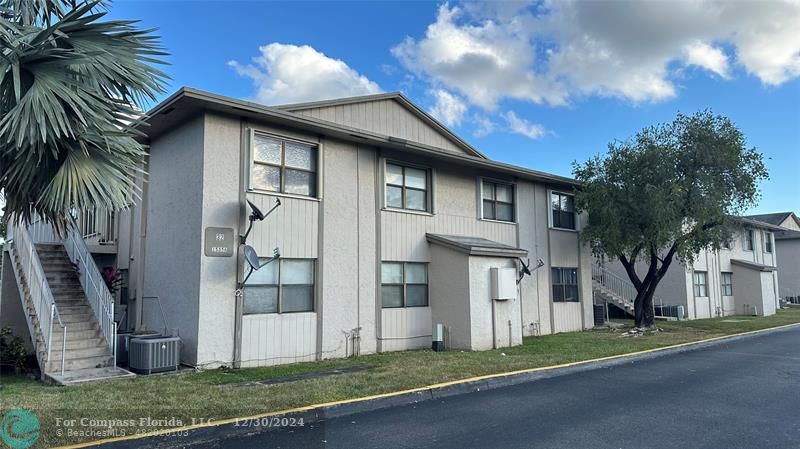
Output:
110,1,800,214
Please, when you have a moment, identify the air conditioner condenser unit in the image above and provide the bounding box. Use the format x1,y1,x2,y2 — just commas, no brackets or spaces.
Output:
129,336,181,374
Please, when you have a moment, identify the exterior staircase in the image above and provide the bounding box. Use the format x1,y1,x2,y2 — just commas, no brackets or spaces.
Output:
7,219,133,385
591,265,635,317
591,263,673,321
38,244,116,375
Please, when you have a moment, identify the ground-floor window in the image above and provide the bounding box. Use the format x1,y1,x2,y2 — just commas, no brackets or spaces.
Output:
721,272,733,296
552,267,579,302
381,262,428,308
244,259,315,314
693,271,708,297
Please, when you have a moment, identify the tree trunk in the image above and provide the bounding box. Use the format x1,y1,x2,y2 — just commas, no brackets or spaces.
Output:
634,280,658,328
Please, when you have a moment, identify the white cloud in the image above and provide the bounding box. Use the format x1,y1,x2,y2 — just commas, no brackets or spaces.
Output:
503,111,546,140
684,41,730,78
392,3,568,110
472,114,495,138
229,43,382,105
394,1,800,107
429,89,467,127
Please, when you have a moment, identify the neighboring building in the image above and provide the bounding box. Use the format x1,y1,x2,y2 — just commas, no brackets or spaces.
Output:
597,217,784,320
745,212,800,231
1,88,596,379
748,212,800,301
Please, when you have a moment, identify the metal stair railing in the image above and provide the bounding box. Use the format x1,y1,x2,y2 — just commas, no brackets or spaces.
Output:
6,219,67,377
591,263,637,309
64,214,117,365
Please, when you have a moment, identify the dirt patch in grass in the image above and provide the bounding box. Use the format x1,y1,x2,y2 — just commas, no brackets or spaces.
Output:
3,308,800,448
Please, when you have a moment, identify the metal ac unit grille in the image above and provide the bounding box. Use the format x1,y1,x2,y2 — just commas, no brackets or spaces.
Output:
129,337,180,374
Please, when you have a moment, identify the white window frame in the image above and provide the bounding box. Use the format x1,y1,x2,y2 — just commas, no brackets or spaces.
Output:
479,177,517,223
764,231,773,253
548,189,577,231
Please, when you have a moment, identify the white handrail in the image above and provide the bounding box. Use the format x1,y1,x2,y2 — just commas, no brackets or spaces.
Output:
77,208,116,244
592,263,637,308
7,219,67,376
64,214,116,362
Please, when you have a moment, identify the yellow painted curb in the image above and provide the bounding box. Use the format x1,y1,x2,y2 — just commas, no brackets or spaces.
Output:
53,321,800,449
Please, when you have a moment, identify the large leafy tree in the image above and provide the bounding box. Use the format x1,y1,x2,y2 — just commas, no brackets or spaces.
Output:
573,111,768,329
0,0,167,226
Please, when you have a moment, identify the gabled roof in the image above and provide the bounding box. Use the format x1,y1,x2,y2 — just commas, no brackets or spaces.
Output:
731,216,786,232
744,212,799,227
136,87,579,189
276,92,487,159
426,233,528,257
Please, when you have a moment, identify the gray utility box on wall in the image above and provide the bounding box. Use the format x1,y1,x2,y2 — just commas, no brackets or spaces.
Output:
129,336,181,374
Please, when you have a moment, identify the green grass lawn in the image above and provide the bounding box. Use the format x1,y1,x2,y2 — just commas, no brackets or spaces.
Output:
4,308,800,448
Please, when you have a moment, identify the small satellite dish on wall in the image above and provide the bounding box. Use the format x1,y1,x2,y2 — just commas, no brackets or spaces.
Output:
240,245,280,286
247,200,266,221
243,245,262,271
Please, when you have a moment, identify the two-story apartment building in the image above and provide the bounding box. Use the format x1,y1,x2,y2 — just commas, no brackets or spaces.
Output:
747,212,800,301
642,217,784,319
110,88,596,368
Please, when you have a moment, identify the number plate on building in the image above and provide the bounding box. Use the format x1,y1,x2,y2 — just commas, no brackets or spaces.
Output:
204,227,235,257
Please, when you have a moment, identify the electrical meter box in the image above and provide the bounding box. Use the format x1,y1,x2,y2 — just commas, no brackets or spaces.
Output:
490,267,517,301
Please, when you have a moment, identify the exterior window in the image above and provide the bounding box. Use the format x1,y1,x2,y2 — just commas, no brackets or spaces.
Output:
482,181,515,222
551,192,575,230
381,262,428,308
764,232,773,253
244,259,315,314
385,163,429,212
552,267,579,302
722,239,732,250
693,271,708,297
721,272,733,296
251,133,317,197
744,230,754,251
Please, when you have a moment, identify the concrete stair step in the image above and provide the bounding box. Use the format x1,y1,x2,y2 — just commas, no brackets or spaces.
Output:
46,366,135,386
47,354,113,372
57,304,93,315
51,321,99,332
51,328,102,342
59,313,96,324
49,346,111,361
50,338,107,351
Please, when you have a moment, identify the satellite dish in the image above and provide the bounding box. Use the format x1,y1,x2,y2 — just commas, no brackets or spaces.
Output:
243,245,261,271
247,200,266,221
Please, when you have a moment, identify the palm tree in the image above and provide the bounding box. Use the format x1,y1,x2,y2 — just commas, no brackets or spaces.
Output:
0,0,167,226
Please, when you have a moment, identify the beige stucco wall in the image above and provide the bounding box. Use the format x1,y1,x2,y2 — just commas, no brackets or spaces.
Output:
0,251,33,351
468,256,523,350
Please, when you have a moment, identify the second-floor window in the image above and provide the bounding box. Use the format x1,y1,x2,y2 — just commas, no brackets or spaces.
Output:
764,232,773,253
385,163,429,212
693,271,708,297
482,180,514,222
551,192,575,230
744,230,754,251
251,133,317,197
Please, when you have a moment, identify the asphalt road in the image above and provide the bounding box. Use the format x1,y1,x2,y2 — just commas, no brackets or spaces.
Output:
111,327,800,449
